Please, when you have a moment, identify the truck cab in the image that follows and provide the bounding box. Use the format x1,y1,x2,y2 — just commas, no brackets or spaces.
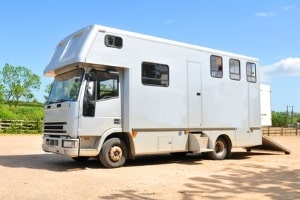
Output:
42,63,130,167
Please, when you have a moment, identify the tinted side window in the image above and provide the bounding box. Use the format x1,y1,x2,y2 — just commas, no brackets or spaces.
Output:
105,35,123,48
85,70,119,101
210,55,223,78
229,59,241,80
246,62,257,83
142,62,169,87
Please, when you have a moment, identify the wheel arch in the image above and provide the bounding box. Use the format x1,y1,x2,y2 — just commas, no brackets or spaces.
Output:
98,130,135,159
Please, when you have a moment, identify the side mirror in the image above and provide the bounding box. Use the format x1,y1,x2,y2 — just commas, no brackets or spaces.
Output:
85,71,97,81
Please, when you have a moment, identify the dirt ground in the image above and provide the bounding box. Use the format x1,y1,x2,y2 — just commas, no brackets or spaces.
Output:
0,135,299,200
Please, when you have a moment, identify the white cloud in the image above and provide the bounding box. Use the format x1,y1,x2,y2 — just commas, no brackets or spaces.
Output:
283,5,295,11
261,57,300,82
255,5,295,18
255,12,276,17
164,18,175,24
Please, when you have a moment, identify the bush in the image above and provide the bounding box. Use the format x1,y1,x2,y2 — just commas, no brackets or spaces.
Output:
0,104,43,120
0,103,43,134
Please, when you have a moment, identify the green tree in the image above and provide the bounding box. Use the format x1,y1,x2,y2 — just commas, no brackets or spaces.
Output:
44,83,52,102
0,83,4,104
272,111,287,127
0,63,41,107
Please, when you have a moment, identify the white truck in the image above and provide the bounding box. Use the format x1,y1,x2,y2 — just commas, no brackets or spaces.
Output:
42,24,262,168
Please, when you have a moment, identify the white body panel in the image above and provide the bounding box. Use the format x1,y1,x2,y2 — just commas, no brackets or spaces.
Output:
187,61,202,127
260,84,272,126
42,24,262,160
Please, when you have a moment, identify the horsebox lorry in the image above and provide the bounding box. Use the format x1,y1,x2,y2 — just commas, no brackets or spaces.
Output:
42,24,284,168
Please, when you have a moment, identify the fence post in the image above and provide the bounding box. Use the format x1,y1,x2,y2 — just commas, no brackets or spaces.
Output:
281,126,283,136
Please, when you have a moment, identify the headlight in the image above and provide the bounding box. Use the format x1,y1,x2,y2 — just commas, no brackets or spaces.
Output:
62,140,77,148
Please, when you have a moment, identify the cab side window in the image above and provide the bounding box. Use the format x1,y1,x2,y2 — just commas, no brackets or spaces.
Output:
96,71,119,100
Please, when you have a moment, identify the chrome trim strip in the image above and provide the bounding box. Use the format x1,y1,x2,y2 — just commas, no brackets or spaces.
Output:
132,127,237,132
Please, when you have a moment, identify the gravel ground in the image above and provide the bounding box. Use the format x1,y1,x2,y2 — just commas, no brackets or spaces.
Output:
0,135,299,200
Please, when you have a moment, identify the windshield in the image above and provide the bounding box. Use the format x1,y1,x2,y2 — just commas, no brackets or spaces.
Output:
47,69,84,104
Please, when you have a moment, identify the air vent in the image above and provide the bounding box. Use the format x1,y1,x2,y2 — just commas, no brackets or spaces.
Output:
114,118,121,125
105,35,123,48
44,122,67,134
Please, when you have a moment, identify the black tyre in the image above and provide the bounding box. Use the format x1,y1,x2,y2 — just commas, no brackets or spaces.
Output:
208,137,230,160
99,138,127,168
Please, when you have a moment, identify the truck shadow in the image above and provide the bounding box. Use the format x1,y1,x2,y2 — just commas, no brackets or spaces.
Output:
0,154,99,171
0,151,278,171
0,153,203,171
125,151,277,167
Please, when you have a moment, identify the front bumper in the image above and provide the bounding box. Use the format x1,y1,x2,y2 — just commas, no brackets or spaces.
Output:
42,136,79,157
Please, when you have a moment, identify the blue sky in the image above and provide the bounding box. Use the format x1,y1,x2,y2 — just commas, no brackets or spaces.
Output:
0,0,299,112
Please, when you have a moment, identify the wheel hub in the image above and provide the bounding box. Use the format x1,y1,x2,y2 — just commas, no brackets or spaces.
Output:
215,141,225,154
109,146,122,162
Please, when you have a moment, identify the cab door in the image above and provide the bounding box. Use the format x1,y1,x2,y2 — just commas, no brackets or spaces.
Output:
79,69,122,136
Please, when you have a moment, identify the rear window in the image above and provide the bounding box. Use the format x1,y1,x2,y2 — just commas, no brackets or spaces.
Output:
229,59,241,80
210,55,223,78
246,62,257,83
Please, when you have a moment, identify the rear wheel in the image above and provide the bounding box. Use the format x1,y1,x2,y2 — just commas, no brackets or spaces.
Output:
99,138,127,168
208,137,230,160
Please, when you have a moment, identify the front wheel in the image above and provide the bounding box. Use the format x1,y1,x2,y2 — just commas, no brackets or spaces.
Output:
99,138,127,168
208,137,231,160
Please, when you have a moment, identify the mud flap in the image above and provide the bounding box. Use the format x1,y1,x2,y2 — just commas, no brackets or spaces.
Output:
188,134,211,153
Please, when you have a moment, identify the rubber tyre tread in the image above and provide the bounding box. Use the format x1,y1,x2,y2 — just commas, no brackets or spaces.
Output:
208,138,228,160
99,138,127,168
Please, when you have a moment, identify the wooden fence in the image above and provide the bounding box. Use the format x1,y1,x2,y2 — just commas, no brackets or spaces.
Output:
262,126,299,136
0,120,42,133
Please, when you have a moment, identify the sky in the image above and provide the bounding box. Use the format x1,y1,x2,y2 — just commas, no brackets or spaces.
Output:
0,0,299,112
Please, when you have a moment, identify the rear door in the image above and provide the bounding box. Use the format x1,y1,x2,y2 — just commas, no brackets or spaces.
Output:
247,62,261,128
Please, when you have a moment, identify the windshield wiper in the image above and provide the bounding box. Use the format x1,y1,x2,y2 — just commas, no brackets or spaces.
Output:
56,98,69,103
46,99,69,105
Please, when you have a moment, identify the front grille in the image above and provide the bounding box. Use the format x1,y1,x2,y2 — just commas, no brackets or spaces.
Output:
44,122,67,134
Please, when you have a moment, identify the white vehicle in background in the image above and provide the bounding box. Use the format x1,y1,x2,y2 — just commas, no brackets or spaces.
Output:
42,24,263,168
260,84,272,127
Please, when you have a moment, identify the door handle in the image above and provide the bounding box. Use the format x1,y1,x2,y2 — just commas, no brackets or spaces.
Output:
196,93,201,96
